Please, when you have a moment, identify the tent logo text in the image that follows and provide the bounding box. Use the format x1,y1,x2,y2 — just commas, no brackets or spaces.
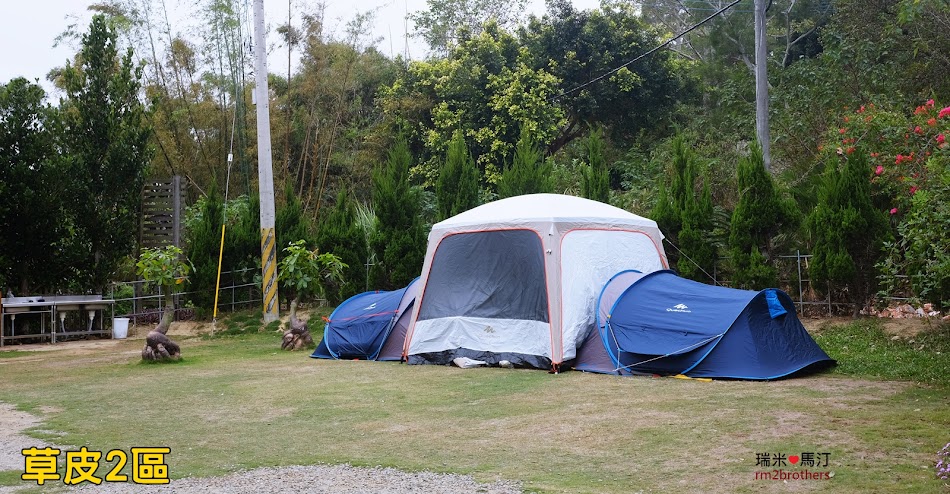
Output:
667,303,691,313
363,303,377,311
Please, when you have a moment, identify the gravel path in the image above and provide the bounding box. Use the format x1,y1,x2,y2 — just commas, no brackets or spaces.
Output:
2,402,522,493
67,465,523,493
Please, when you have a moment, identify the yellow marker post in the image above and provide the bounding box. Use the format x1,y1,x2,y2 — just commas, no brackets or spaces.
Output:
212,223,226,334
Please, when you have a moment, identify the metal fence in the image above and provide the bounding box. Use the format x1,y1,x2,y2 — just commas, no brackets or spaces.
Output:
109,268,262,324
701,251,910,317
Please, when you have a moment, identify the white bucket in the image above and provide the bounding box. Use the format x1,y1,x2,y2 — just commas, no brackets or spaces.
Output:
113,318,130,339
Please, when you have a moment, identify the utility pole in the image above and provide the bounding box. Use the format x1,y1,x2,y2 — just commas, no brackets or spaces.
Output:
253,0,280,323
754,0,771,170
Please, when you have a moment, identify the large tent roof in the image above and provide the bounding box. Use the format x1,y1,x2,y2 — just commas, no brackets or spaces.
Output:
433,193,660,231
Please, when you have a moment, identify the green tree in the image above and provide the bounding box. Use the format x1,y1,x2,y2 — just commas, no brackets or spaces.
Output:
728,144,798,289
183,185,224,311
807,150,889,315
369,139,427,290
60,14,152,292
678,178,717,282
278,240,346,320
411,0,528,55
497,128,553,198
0,78,71,294
315,188,369,303
136,245,190,360
380,23,565,181
650,135,717,281
580,127,609,203
435,130,481,220
522,1,688,150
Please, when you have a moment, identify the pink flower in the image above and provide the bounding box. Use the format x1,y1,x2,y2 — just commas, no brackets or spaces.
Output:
939,106,950,118
928,117,937,126
846,147,856,155
875,165,884,176
890,208,899,215
839,128,847,134
914,126,923,134
895,154,904,164
938,134,946,145
915,105,927,115
927,99,935,107
910,186,918,195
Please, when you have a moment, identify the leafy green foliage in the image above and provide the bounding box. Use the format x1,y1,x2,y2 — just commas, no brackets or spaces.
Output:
435,131,481,220
728,144,799,289
496,128,553,198
580,127,609,203
60,14,152,292
381,22,565,179
276,183,313,258
184,185,224,310
410,0,528,55
807,150,890,313
522,1,687,149
277,240,346,303
136,246,191,292
879,159,950,309
315,188,369,304
369,139,427,290
0,78,70,294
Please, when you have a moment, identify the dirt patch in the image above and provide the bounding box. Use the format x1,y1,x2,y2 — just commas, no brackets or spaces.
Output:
801,315,945,338
879,318,943,338
0,403,63,471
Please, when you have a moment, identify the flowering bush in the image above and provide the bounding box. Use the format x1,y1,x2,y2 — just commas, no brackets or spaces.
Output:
938,442,950,482
820,100,948,213
817,99,950,309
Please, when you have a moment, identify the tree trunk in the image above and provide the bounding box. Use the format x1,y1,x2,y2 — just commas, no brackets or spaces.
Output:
142,287,181,361
281,297,313,351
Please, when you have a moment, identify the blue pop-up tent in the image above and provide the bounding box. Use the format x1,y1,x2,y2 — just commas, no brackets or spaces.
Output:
575,270,834,379
311,278,419,361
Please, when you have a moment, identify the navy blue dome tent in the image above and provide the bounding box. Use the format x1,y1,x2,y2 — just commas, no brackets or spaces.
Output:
311,278,419,361
575,270,834,379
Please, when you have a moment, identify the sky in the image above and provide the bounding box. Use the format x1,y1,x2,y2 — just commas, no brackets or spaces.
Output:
0,0,599,98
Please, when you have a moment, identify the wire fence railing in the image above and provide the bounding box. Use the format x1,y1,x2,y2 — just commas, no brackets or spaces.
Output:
708,251,914,317
109,268,263,325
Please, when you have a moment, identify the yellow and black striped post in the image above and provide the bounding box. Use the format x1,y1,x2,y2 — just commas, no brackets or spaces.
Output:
260,227,278,319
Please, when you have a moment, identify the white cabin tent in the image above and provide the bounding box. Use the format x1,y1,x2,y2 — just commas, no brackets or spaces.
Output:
402,193,669,370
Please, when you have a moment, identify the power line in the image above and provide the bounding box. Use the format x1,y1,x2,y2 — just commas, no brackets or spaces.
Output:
550,0,744,101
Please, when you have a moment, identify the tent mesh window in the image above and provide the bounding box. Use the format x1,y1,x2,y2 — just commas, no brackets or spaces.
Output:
417,230,548,322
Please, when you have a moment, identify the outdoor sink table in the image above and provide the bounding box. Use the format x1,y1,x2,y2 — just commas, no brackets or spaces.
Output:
0,295,115,346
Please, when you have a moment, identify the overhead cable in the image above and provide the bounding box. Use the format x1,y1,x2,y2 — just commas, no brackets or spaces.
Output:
550,0,744,101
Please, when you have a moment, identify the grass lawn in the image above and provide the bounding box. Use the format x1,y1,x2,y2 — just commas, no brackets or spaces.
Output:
0,315,947,493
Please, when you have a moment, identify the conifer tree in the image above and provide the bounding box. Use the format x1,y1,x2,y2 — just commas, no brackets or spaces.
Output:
581,127,610,203
436,131,480,220
728,144,798,289
316,188,369,303
678,178,717,282
369,138,427,290
496,129,553,198
807,150,889,315
276,183,312,256
652,135,717,279
184,185,224,311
